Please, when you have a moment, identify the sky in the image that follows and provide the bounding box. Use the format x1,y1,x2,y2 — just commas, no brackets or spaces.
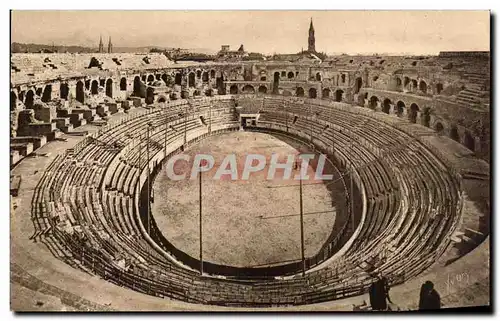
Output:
10,11,490,55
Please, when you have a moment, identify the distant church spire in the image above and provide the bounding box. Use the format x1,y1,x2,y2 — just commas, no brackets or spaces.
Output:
108,36,113,53
308,18,316,53
98,35,104,53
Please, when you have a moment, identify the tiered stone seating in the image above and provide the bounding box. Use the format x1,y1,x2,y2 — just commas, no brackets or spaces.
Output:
30,95,463,307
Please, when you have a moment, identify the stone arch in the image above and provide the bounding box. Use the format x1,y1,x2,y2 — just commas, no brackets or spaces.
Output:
288,71,294,79
395,77,402,88
382,98,391,114
161,74,169,86
273,72,280,94
41,84,52,102
316,72,321,81
322,88,331,99
60,83,69,100
419,80,427,93
296,87,305,97
146,87,155,105
188,72,196,87
258,85,267,94
435,122,444,134
202,71,209,82
99,78,105,87
403,76,410,89
35,87,43,96
196,70,202,78
369,96,379,110
91,80,99,95
450,125,460,142
10,91,17,111
175,73,182,85
76,81,84,104
436,83,443,94
335,89,344,102
464,131,475,151
105,78,113,98
141,75,147,82
354,77,362,94
396,101,405,117
25,89,35,109
147,74,155,83
85,80,90,90
409,103,419,123
229,85,239,94
133,76,142,97
309,88,317,99
341,74,346,83
120,77,127,91
210,70,216,79
242,85,255,94
158,96,167,103
422,107,431,127
281,71,286,77
411,79,418,91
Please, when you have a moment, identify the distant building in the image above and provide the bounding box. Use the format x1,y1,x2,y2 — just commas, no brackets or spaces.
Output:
217,44,248,60
98,35,104,53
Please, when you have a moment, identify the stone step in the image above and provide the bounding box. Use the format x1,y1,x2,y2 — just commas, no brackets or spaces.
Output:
10,135,47,150
11,142,34,157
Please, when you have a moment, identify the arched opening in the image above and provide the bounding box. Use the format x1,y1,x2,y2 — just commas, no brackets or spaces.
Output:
283,90,292,97
202,71,209,82
258,85,267,94
175,73,182,85
403,76,410,89
260,76,267,81
158,96,166,103
42,85,52,102
229,85,238,95
147,74,155,83
146,87,155,105
99,79,105,87
450,126,460,142
76,81,84,104
205,88,214,97
273,72,280,94
382,98,391,114
395,77,402,89
210,70,216,79
105,79,113,98
91,80,99,95
411,79,418,91
242,85,255,94
196,70,202,78
133,76,142,97
422,108,431,127
309,88,317,99
335,89,344,102
341,74,346,83
60,83,69,100
156,74,161,81
419,80,427,93
396,101,405,117
316,73,321,81
161,74,170,86
120,77,127,91
354,77,362,94
369,96,379,110
296,87,304,97
25,90,34,109
188,73,195,87
281,71,286,77
10,92,17,111
142,75,147,82
357,92,367,106
409,103,419,123
322,88,331,99
288,71,294,79
85,80,90,90
435,122,444,134
436,83,443,94
464,131,475,151
193,89,201,97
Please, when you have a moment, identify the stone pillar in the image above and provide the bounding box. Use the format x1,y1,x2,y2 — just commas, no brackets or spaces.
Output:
389,104,394,115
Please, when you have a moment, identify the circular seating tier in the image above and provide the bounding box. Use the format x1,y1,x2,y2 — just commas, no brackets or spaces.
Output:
31,95,463,306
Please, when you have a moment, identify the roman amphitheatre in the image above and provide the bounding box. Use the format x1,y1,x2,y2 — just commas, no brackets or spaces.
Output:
10,17,490,311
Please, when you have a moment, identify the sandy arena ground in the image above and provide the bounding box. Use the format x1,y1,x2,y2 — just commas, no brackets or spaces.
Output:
152,131,343,267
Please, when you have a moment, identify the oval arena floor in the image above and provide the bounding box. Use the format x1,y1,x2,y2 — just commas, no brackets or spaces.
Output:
10,95,490,311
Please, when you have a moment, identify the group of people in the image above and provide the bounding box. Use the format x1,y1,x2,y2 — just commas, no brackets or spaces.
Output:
368,275,441,311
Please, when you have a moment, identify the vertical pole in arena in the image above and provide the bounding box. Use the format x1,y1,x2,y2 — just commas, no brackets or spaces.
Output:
199,167,203,275
299,169,306,276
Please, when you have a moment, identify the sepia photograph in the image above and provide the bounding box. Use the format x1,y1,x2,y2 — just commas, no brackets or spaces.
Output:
8,9,491,313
